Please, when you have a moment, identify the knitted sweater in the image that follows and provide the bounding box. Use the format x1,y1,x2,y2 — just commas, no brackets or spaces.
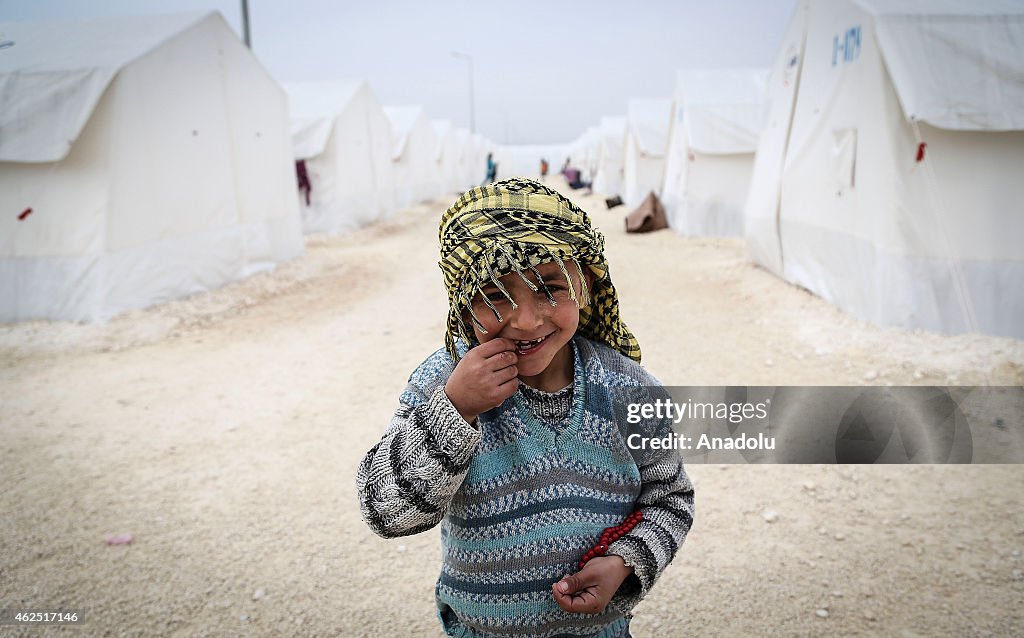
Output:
356,337,695,638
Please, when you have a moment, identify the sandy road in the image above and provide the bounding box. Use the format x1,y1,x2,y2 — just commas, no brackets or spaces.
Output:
1,181,1022,636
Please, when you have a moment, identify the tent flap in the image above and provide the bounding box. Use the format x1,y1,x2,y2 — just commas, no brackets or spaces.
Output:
864,2,1024,130
673,68,769,154
686,105,764,154
0,12,210,162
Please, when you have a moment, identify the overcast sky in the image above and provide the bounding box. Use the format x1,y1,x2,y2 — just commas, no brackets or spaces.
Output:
1,0,797,144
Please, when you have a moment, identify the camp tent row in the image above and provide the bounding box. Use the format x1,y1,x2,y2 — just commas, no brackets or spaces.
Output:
382,107,489,210
577,73,768,230
591,116,626,198
622,98,674,208
565,105,670,206
433,121,490,197
563,100,673,209
287,88,489,232
1,11,492,323
661,68,768,236
745,0,1024,339
0,12,302,323
573,0,1023,339
384,106,440,209
567,125,603,186
285,80,396,234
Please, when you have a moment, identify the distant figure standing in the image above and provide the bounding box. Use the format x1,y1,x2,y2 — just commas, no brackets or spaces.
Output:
540,157,549,181
295,160,311,206
483,152,497,185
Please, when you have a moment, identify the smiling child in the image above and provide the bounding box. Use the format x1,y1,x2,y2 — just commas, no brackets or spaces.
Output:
356,178,694,638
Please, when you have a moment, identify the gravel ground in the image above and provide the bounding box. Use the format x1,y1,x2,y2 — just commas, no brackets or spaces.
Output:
1,178,1022,637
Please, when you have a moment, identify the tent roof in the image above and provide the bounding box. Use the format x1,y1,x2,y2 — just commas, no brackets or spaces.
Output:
0,11,215,162
854,0,1024,130
383,105,426,160
673,68,768,154
626,98,673,157
284,80,366,160
673,68,768,107
856,0,1024,16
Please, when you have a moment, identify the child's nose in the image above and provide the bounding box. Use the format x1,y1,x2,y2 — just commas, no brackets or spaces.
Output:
508,294,545,330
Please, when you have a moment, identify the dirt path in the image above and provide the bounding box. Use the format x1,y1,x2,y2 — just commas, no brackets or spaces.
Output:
1,180,1022,636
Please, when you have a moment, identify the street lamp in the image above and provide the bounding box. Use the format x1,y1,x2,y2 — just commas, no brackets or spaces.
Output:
450,51,475,134
240,0,251,48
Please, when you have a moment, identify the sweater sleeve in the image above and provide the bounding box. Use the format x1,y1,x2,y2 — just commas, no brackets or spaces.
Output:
356,364,482,538
606,385,696,615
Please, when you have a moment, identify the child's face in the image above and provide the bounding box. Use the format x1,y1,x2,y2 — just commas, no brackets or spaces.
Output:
467,260,587,387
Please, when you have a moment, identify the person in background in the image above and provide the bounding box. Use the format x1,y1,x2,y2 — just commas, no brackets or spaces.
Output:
295,160,311,206
540,157,550,182
484,152,497,185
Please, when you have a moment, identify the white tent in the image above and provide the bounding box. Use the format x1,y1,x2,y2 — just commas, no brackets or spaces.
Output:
661,69,767,236
466,133,490,187
592,116,626,197
576,126,603,185
0,12,302,322
432,120,462,196
452,128,477,193
384,106,439,208
623,98,673,207
285,80,396,234
745,0,1024,339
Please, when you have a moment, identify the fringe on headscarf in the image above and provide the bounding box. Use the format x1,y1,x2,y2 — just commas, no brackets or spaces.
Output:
438,177,641,362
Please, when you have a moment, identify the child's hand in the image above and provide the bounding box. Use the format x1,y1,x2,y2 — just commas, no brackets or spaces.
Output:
444,338,519,424
551,555,634,615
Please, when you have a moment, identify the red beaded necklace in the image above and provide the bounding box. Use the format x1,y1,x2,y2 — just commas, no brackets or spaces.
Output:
578,511,643,570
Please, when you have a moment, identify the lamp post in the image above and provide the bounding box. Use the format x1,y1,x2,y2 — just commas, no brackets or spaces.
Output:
240,0,251,48
450,51,475,134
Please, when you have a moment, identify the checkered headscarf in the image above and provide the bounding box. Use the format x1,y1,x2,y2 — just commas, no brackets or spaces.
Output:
439,177,641,362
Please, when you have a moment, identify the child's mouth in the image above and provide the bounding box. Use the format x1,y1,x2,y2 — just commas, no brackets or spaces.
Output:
515,334,550,355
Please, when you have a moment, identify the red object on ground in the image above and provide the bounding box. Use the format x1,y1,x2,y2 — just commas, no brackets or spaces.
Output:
18,207,32,221
916,142,927,162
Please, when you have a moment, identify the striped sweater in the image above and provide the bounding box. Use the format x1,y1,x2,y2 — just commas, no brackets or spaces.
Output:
356,337,695,638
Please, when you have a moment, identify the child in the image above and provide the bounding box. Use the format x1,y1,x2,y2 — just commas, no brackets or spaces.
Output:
356,178,694,638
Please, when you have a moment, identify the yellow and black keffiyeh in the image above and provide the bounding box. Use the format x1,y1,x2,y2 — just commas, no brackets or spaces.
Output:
439,177,641,363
